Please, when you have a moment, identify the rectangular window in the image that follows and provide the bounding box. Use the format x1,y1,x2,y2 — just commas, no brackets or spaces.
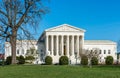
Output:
104,50,106,54
99,50,102,54
108,50,111,54
17,49,19,54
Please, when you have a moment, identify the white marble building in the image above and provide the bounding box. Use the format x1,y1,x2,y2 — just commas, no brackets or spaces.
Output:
4,24,117,64
38,24,117,64
5,40,39,64
84,40,117,64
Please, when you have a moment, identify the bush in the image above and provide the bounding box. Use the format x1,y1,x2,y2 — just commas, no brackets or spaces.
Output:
25,56,35,63
81,55,88,65
45,56,52,65
17,55,25,64
59,56,68,65
105,56,113,65
25,56,35,60
5,56,12,65
91,57,98,65
16,56,19,60
0,60,5,65
0,61,2,65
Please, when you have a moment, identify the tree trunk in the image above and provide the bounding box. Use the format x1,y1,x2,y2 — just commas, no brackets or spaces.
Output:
10,28,17,64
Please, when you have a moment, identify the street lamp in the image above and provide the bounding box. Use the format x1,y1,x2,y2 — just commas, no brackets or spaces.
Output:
75,52,77,65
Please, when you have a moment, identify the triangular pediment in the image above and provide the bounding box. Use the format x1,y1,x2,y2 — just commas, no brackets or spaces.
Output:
45,24,86,32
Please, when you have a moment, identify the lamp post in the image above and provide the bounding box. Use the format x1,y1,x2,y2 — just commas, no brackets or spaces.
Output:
75,52,77,65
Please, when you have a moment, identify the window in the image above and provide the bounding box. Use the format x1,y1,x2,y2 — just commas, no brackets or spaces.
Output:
104,50,106,54
41,53,43,57
17,49,19,54
108,50,111,54
22,49,24,54
99,50,102,54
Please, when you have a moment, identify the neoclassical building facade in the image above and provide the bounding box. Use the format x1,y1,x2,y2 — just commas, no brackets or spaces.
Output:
38,24,117,64
4,24,117,64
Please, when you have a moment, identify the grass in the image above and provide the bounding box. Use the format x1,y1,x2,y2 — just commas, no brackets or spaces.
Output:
0,65,120,78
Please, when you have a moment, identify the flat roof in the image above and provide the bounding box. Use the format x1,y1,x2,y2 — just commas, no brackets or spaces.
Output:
84,40,116,45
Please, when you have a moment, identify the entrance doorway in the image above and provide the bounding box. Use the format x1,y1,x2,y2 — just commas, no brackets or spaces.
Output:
64,45,66,55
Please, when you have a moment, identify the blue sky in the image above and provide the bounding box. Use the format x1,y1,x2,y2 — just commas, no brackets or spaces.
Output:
37,0,120,42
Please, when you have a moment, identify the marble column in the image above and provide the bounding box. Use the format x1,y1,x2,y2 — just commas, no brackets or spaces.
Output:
71,35,74,56
46,35,48,55
77,35,79,56
61,35,63,55
51,35,53,56
79,36,83,55
81,36,84,53
56,35,58,56
67,35,69,56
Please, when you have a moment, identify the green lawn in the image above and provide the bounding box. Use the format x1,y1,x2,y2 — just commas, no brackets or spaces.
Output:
0,65,120,78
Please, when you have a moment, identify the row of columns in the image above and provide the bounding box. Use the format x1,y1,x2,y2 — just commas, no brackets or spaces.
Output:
46,35,84,57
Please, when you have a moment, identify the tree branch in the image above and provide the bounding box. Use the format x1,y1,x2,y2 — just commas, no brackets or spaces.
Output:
16,5,31,28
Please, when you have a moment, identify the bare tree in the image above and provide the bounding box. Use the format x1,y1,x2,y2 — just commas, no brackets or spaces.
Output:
0,0,49,64
82,48,100,67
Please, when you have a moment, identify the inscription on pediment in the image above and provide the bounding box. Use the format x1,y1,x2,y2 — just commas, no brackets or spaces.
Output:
48,25,82,32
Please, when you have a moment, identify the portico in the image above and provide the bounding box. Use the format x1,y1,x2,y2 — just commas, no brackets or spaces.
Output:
38,24,86,64
46,35,84,57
